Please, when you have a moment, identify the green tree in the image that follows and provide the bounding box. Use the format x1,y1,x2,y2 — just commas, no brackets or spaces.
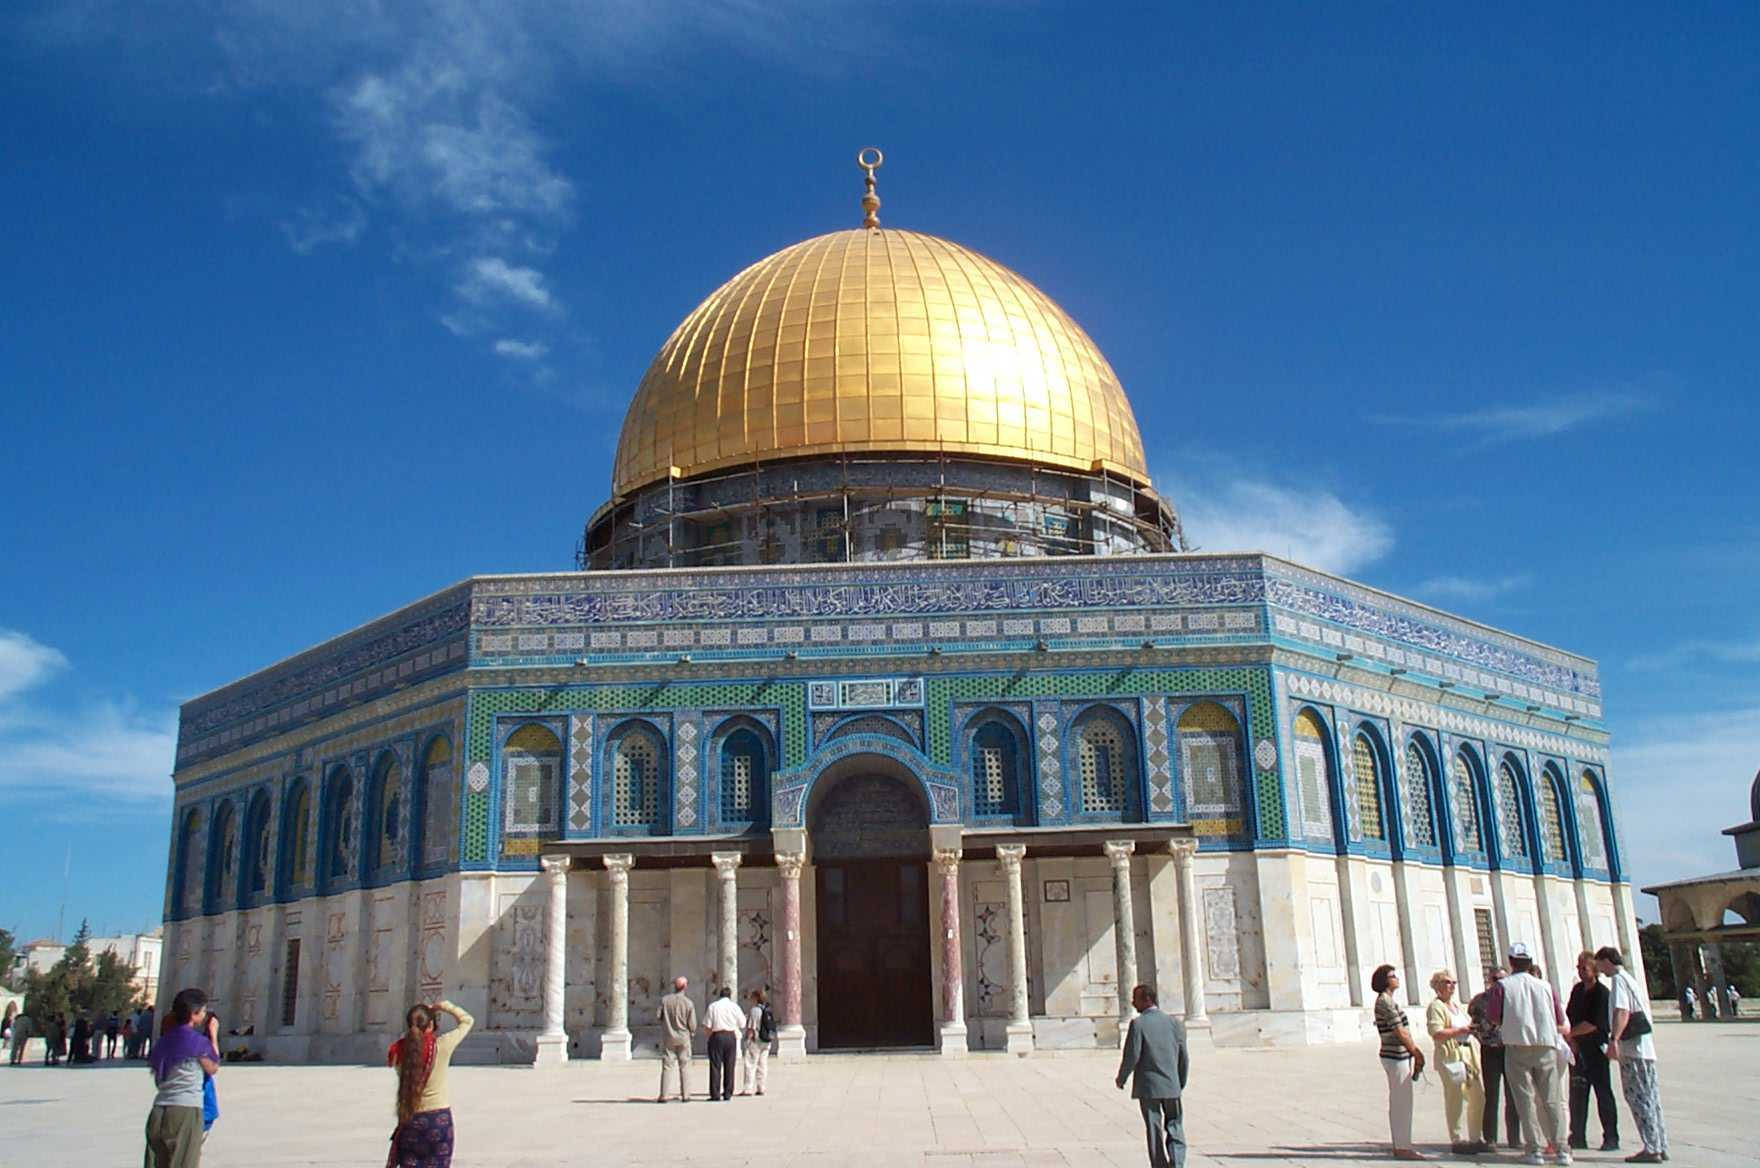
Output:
1638,921,1674,999
21,919,141,1027
0,928,15,990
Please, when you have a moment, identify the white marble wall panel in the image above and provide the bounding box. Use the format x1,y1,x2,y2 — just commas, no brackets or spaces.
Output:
489,876,545,1029
563,869,598,1042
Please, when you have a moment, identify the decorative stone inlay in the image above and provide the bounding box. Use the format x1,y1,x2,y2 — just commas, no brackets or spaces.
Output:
567,714,594,833
1254,738,1278,771
1143,696,1174,815
467,762,489,793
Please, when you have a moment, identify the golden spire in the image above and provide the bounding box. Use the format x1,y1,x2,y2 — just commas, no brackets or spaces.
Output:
858,147,883,230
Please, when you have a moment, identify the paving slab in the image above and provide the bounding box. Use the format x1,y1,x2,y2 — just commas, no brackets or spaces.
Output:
2,1018,1752,1166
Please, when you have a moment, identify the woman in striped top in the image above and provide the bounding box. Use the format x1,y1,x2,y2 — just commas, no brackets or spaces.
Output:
1372,964,1430,1161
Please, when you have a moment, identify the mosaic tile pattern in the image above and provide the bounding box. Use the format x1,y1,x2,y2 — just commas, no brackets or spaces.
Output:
1142,696,1174,816
675,717,701,830
567,714,594,833
1035,704,1063,820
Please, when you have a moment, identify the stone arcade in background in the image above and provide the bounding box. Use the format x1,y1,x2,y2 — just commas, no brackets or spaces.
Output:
1642,769,1760,1018
158,156,1642,1063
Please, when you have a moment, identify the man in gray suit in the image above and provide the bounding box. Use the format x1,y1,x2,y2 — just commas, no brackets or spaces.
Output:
1116,984,1190,1168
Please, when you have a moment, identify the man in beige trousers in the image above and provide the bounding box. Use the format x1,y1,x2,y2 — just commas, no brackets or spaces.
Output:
1487,943,1571,1166
656,976,698,1102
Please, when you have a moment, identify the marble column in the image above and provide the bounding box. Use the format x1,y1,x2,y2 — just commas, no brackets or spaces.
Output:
600,854,634,1060
711,852,742,996
1169,839,1209,1026
1104,840,1139,1042
1704,942,1732,1020
535,854,570,1067
996,844,1034,1055
775,850,808,1060
933,846,967,1056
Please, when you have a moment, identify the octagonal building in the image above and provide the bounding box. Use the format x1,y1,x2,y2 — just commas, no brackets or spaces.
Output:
161,167,1641,1062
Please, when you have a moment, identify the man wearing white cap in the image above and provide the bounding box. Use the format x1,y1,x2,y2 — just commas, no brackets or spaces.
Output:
1486,942,1571,1166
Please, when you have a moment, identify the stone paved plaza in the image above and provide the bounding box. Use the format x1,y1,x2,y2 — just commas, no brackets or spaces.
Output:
8,1021,1754,1167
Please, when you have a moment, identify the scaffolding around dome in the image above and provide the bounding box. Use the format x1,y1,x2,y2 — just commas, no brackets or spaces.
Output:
579,448,1184,570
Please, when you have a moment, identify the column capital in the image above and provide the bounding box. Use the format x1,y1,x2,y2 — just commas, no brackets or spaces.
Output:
710,851,743,878
995,843,1027,873
1167,837,1199,863
775,850,806,880
1102,839,1136,866
932,846,963,872
540,853,571,877
602,853,635,883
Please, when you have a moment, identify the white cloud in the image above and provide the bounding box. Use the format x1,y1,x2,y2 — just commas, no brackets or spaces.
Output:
0,629,68,702
0,631,174,803
1410,574,1532,605
1613,706,1760,913
1628,637,1760,673
458,257,553,311
493,338,548,360
1174,478,1394,576
1371,390,1651,444
278,195,367,254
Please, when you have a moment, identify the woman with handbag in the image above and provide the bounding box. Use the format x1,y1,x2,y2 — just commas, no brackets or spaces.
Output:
1426,970,1490,1155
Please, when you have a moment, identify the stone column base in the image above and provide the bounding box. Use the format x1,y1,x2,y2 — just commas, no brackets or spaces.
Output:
534,1032,569,1068
776,1024,808,1061
1004,1020,1035,1056
599,1028,633,1061
938,1022,968,1057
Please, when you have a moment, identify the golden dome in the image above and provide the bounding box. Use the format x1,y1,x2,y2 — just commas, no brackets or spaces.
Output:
611,228,1149,498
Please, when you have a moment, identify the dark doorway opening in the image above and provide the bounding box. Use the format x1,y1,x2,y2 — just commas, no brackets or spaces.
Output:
809,770,933,1049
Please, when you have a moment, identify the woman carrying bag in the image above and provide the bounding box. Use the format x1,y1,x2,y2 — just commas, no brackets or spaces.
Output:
1425,970,1489,1155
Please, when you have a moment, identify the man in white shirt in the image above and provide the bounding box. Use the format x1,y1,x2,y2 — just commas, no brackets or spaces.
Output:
1598,946,1668,1164
1487,942,1570,1166
703,986,745,1102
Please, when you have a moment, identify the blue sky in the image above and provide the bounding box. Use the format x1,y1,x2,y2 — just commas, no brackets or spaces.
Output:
2,3,1756,943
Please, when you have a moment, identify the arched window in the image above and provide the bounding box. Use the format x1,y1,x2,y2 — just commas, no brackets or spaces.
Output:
1352,733,1386,841
610,723,666,830
369,754,403,876
1074,708,1137,816
1178,701,1243,831
1538,766,1568,863
419,738,454,869
208,801,238,913
245,790,272,899
503,724,563,837
1291,710,1336,843
969,717,1023,817
1576,771,1610,870
1451,750,1483,854
1401,741,1437,849
176,808,203,918
719,727,770,823
283,780,313,891
324,767,356,886
1496,761,1529,861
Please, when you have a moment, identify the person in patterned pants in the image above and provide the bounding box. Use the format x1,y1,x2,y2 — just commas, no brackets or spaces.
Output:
1598,948,1668,1164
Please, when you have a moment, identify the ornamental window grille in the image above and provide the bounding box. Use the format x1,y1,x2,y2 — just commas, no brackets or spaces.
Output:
1292,710,1336,843
327,771,355,882
1452,752,1483,854
178,809,203,917
213,805,238,909
1538,767,1568,862
1352,734,1386,841
247,793,272,895
815,507,844,562
1075,711,1135,815
1178,701,1243,824
970,720,1021,817
612,727,663,829
1402,742,1437,849
1496,762,1529,860
503,725,562,835
1576,772,1609,869
285,783,312,889
280,938,301,1028
373,758,402,872
1043,510,1076,554
421,738,454,868
719,729,766,822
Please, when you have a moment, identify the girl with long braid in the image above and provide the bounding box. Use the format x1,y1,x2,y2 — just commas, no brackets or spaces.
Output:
386,1000,472,1168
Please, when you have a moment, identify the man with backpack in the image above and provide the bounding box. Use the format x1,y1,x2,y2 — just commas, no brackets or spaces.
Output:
740,989,776,1096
